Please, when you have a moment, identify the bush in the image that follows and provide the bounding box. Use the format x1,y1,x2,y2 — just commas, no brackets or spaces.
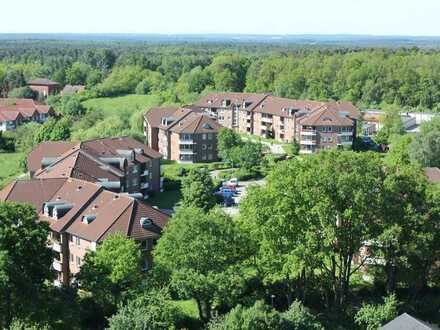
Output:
8,86,37,99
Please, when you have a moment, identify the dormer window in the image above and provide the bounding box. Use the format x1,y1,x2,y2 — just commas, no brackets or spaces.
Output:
222,99,231,107
140,217,154,229
82,215,96,224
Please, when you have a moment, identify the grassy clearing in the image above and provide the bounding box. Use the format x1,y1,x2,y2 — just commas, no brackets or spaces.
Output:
82,94,163,118
146,189,182,210
172,299,200,320
0,152,25,189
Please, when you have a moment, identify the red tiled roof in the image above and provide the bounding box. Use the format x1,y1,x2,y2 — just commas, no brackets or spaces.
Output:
0,177,170,241
27,141,79,174
298,106,355,126
144,107,179,128
253,96,324,117
27,78,60,86
193,92,268,110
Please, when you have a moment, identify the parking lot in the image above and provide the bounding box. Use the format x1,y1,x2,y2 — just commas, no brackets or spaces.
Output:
221,178,266,216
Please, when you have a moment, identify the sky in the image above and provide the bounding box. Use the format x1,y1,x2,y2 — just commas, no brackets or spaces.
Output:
1,0,439,36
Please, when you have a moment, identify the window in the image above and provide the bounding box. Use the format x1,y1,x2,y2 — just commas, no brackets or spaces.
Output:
202,134,207,140
207,133,213,140
76,236,80,246
202,144,207,150
132,178,139,186
70,235,74,243
142,259,149,271
202,154,207,161
132,165,139,174
208,153,213,160
208,144,213,150
70,253,73,263
76,256,81,267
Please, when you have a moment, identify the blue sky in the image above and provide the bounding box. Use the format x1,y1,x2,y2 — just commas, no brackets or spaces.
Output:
1,0,439,36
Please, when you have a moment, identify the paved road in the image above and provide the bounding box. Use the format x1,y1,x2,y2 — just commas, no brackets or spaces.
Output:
222,178,266,217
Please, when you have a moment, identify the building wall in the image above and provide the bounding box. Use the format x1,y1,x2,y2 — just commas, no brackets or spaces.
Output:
68,234,93,276
158,129,169,160
29,85,60,97
238,109,253,134
193,132,218,163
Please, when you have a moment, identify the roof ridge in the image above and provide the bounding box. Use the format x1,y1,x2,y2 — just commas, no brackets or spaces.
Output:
96,199,134,242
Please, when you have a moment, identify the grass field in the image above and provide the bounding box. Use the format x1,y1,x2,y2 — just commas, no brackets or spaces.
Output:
82,94,164,118
0,152,25,189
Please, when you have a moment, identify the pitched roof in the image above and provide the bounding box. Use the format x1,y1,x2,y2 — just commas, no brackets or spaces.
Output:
27,78,60,86
169,112,222,134
425,167,440,184
82,136,162,159
35,149,123,183
27,141,79,174
0,98,52,121
380,313,439,330
0,110,23,122
0,177,170,241
298,106,355,126
193,92,268,110
61,85,85,96
144,107,180,128
254,96,324,117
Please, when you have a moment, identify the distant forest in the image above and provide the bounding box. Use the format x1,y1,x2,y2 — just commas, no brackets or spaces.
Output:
2,39,440,111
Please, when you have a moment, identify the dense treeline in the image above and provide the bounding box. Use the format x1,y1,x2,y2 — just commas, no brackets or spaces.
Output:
2,41,440,110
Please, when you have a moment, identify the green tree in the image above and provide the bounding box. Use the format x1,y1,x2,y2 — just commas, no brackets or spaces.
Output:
8,86,37,99
217,128,242,164
207,301,283,330
77,233,142,316
239,151,384,307
35,117,71,143
281,300,323,330
0,202,53,328
373,106,405,145
409,118,440,167
180,168,216,211
355,295,398,330
107,288,182,330
66,62,92,85
154,207,254,321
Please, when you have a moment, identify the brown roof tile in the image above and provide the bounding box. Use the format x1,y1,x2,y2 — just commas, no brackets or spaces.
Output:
27,141,79,174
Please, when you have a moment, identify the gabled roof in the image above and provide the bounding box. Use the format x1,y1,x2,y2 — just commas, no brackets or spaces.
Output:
144,107,180,128
0,177,170,241
82,136,162,159
381,313,439,330
0,98,52,121
61,85,85,96
27,78,60,86
0,110,23,122
169,112,222,134
35,149,123,183
298,106,355,126
193,92,268,110
253,96,324,117
27,141,79,174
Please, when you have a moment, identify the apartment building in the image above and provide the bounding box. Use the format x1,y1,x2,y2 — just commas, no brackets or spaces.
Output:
27,137,164,197
0,98,54,131
192,93,361,153
144,107,222,163
0,177,169,286
296,105,358,154
27,78,61,98
193,92,268,134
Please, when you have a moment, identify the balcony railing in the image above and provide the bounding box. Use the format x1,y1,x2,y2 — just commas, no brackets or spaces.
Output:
179,149,195,155
338,131,353,136
179,139,194,144
301,130,317,135
300,140,317,145
141,170,149,177
52,242,61,253
261,117,273,123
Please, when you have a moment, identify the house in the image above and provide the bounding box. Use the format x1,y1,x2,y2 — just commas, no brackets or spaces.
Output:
27,137,164,197
61,85,85,96
144,107,222,163
380,313,439,330
27,78,61,97
0,177,169,286
0,98,54,130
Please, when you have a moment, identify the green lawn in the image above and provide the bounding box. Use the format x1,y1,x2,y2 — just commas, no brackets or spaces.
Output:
0,152,25,189
82,94,164,118
146,189,182,210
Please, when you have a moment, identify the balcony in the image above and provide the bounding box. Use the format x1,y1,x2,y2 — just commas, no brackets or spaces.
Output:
54,279,62,287
299,149,313,154
179,139,194,144
338,131,353,136
53,260,62,272
179,149,195,155
261,117,273,123
141,182,149,190
52,242,61,253
301,130,317,136
141,170,149,177
301,140,317,145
